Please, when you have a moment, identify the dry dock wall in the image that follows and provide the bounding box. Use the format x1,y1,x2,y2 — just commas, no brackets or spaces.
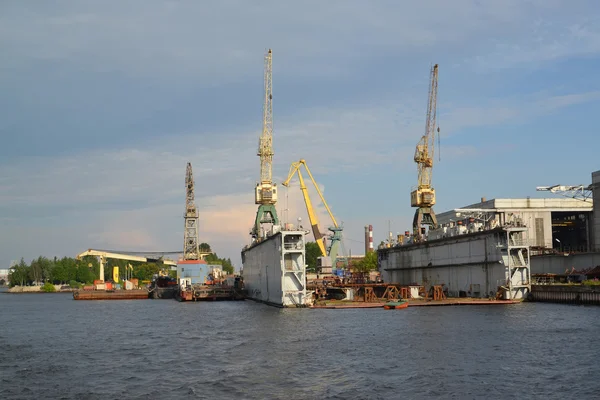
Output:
531,252,600,275
241,230,307,307
378,228,530,299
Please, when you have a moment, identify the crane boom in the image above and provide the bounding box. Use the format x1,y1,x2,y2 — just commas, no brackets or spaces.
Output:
76,249,177,282
536,184,593,202
252,49,279,238
411,64,440,239
283,162,326,256
259,49,274,186
282,159,343,263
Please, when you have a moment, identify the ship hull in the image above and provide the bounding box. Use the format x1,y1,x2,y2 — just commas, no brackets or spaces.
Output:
241,229,308,307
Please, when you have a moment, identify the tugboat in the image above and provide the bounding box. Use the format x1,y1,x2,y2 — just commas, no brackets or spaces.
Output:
148,274,179,299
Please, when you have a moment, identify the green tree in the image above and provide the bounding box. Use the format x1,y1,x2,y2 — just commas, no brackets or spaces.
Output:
41,282,56,292
305,242,322,272
352,251,378,273
51,257,69,284
9,258,29,287
199,243,211,252
205,252,235,274
76,262,95,284
29,257,43,284
69,280,82,289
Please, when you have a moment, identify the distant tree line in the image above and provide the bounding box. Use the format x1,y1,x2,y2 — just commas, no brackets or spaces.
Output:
8,243,236,287
199,243,234,274
9,256,100,287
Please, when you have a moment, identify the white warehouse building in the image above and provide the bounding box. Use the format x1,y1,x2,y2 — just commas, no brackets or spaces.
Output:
436,197,593,252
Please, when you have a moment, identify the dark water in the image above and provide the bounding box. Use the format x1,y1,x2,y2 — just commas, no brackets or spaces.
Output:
1,293,600,400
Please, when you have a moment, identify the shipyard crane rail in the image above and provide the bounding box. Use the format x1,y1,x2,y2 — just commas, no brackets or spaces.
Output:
252,49,279,239
536,184,593,202
281,159,344,264
411,63,440,239
76,249,178,283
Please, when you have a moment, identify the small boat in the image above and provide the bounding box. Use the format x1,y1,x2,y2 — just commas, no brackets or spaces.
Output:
383,300,409,310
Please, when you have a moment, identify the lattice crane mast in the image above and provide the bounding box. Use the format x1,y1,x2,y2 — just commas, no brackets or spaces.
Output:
282,160,344,264
411,64,440,240
184,162,200,260
252,49,279,239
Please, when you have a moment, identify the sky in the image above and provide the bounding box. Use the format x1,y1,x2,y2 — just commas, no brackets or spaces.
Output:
1,0,600,270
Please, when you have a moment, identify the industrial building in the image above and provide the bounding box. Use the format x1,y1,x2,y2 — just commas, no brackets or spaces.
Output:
529,170,600,274
436,197,593,252
176,260,225,285
378,169,599,299
0,269,9,284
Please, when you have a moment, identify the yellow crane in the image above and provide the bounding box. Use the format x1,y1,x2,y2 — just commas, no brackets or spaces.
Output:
411,64,440,240
282,160,344,266
252,49,279,239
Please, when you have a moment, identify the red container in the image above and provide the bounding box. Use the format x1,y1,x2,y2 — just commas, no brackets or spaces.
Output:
105,282,113,290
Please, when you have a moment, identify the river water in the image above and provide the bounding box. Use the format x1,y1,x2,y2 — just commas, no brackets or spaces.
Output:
1,292,599,399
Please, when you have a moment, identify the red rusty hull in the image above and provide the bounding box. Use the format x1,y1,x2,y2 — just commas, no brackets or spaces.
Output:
176,285,245,302
73,289,149,300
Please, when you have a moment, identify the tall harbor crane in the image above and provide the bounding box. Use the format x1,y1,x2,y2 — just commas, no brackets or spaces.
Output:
252,48,279,239
282,159,344,265
184,162,201,260
411,64,440,240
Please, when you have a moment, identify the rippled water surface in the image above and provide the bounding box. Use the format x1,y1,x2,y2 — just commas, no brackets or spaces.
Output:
1,292,600,399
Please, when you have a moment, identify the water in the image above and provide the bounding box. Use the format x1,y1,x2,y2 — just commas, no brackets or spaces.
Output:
1,293,600,399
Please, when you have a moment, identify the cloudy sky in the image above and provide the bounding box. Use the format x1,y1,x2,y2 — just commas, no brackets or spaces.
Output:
1,0,599,269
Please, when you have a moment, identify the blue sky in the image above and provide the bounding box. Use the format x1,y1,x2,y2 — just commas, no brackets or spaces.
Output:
1,0,600,269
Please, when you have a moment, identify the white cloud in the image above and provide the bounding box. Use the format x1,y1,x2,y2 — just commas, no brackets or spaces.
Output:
2,0,597,85
2,85,599,267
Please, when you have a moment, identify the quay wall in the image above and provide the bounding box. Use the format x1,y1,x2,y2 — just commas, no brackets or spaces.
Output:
530,285,600,305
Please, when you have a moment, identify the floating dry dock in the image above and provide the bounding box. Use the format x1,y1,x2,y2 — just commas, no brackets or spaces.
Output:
73,289,149,300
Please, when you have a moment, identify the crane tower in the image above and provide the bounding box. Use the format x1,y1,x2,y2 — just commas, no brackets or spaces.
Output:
411,64,440,240
252,49,279,238
184,162,200,260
